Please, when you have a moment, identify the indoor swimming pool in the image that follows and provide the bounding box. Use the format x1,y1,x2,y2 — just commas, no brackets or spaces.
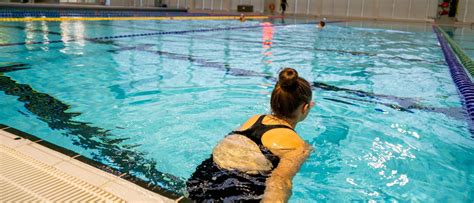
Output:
0,19,473,201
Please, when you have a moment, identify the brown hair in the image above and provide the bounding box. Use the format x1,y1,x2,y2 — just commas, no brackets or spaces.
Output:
271,68,312,119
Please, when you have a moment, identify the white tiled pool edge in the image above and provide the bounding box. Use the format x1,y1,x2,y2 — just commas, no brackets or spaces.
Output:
0,129,175,202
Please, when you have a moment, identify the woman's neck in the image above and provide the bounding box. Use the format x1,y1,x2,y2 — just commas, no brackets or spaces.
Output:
270,114,297,129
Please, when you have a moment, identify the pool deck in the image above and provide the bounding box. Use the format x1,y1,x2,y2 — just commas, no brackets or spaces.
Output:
0,127,175,202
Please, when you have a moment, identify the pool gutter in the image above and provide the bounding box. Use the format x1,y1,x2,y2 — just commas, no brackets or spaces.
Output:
0,124,185,202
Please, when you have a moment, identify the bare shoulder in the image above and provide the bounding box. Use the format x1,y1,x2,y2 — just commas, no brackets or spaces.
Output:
237,114,262,131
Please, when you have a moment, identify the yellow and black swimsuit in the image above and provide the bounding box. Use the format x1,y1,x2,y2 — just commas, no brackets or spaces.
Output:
186,115,294,202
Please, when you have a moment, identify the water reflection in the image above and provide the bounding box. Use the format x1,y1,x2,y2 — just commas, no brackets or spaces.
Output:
24,21,35,50
60,21,86,54
40,21,50,51
261,22,274,64
363,137,415,190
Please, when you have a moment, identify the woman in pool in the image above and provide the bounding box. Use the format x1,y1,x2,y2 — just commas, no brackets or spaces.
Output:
317,21,326,29
239,13,246,22
186,68,314,202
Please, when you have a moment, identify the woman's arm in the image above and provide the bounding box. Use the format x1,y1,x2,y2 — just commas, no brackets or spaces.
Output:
262,143,312,202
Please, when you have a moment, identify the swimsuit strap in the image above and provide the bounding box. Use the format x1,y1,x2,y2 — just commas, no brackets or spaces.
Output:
253,114,294,132
232,115,294,145
230,115,295,169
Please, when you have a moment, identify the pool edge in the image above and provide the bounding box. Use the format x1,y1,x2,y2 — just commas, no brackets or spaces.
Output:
0,124,187,202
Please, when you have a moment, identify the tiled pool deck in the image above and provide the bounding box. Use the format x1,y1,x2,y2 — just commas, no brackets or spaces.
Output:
0,126,175,202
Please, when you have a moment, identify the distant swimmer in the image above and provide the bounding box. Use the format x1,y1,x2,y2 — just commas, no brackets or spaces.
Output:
317,21,326,29
239,13,246,22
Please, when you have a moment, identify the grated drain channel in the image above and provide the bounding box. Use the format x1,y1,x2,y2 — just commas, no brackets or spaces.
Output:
0,145,125,202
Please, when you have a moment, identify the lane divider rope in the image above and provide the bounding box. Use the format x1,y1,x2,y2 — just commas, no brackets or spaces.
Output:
0,21,344,47
434,25,474,137
437,27,474,79
0,15,268,22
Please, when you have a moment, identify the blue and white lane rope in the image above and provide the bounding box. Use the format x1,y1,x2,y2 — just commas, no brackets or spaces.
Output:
434,25,474,137
0,21,344,47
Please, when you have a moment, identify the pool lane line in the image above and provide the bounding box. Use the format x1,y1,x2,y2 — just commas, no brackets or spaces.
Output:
323,97,360,107
121,43,460,117
0,65,187,197
0,15,269,22
0,21,430,64
0,41,420,114
3,28,377,58
117,21,441,56
87,20,401,49
148,46,457,116
434,26,474,137
91,20,225,34
1,21,443,66
0,24,63,36
0,23,125,49
0,21,203,50
0,62,29,73
0,23,267,47
0,20,346,47
0,22,446,113
437,27,474,79
91,21,169,32
188,33,445,65
3,21,443,113
188,33,378,57
111,43,457,115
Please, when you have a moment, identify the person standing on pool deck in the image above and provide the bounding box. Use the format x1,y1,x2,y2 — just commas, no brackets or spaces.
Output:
281,0,288,16
186,68,314,202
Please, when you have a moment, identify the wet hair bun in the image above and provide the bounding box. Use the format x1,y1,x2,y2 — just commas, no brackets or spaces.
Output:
278,67,298,90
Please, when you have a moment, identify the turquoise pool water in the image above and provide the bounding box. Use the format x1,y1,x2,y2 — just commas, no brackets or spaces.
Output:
0,19,473,201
